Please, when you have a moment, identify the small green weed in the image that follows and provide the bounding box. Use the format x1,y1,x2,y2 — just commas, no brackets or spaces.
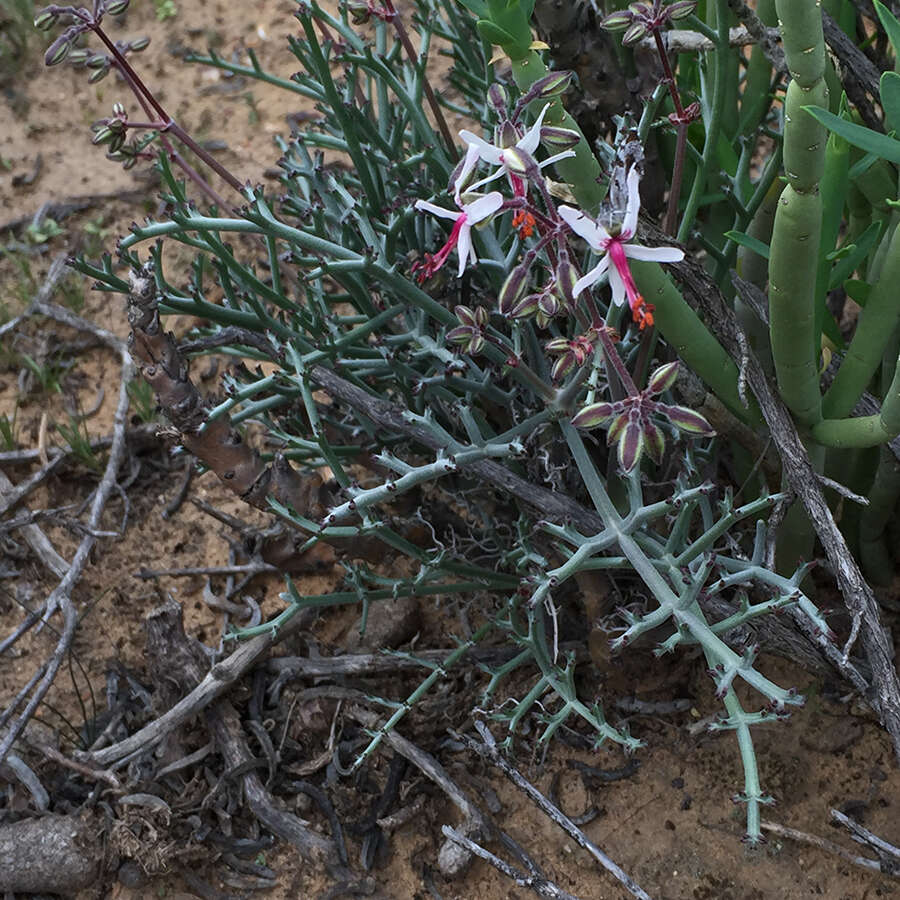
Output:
0,410,17,450
57,414,101,471
127,375,158,422
152,0,176,21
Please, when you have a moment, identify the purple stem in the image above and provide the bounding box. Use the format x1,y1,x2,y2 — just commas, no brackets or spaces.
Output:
91,22,245,197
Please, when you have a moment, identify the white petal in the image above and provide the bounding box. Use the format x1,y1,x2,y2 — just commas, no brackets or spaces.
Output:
467,168,506,194
608,264,626,306
536,149,577,169
572,256,610,298
454,143,483,200
457,130,503,164
464,191,504,223
518,103,551,156
624,244,685,263
621,166,641,239
456,225,473,277
558,205,610,250
415,199,461,221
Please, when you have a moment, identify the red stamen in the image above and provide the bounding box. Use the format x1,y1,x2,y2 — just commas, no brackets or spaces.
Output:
413,213,468,280
512,210,536,239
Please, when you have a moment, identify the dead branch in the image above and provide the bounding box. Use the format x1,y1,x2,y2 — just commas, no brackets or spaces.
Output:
84,600,315,768
0,814,101,893
723,2,785,73
143,597,337,863
0,468,69,580
760,819,884,875
442,826,584,900
831,809,900,874
0,350,133,766
464,721,653,900
822,10,884,133
347,705,489,878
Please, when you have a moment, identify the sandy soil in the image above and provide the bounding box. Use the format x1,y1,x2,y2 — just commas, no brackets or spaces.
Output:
1,2,899,898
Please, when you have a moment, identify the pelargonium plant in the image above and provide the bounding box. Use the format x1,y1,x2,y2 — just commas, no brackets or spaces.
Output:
28,0,900,854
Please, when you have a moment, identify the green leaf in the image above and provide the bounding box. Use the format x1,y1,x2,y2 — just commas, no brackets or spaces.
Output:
805,105,900,165
828,220,883,290
475,19,517,46
881,72,900,133
724,229,769,260
875,0,900,61
844,279,872,307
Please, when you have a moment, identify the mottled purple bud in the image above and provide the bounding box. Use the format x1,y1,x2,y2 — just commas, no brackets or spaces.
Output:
551,354,575,382
498,262,530,315
86,53,108,68
646,361,679,396
129,35,150,51
500,147,529,175
454,305,479,328
555,255,578,307
539,125,580,150
666,1,697,21
345,0,371,24
497,120,519,150
447,324,473,344
660,404,715,435
622,21,648,45
509,293,540,319
106,0,131,14
571,401,615,429
67,48,91,64
34,8,59,30
607,410,629,444
473,306,489,328
531,71,573,99
544,337,570,353
487,83,508,113
88,63,110,82
617,421,644,472
600,10,633,30
44,33,72,66
642,421,665,464
92,125,114,145
537,291,559,319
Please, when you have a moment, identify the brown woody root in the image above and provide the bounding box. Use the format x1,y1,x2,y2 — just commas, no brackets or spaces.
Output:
125,263,375,567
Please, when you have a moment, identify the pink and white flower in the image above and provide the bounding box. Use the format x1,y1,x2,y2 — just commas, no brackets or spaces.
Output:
455,104,576,199
558,166,684,329
413,192,504,280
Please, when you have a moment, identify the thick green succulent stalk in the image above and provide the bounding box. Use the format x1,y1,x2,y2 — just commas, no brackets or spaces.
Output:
859,447,900,584
768,0,828,428
823,223,900,419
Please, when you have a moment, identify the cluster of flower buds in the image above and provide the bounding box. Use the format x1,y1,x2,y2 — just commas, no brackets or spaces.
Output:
446,305,490,355
571,362,714,471
600,0,697,45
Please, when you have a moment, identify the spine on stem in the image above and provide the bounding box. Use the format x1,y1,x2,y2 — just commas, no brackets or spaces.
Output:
768,0,828,428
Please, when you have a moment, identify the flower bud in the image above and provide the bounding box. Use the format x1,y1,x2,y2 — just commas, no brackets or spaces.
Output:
34,8,59,30
88,63,110,82
537,292,559,319
106,0,131,14
646,361,679,396
86,53,108,68
551,353,575,382
539,125,580,150
44,34,72,66
509,293,540,319
571,401,615,429
67,48,90,64
92,125,114,145
498,261,530,315
496,120,519,150
487,83,507,114
642,421,665,464
530,71,573,99
129,36,150,51
554,255,578,307
112,102,126,117
666,0,697,20
454,306,477,328
660,404,715,436
599,10,633,30
622,21,648,45
499,147,529,175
